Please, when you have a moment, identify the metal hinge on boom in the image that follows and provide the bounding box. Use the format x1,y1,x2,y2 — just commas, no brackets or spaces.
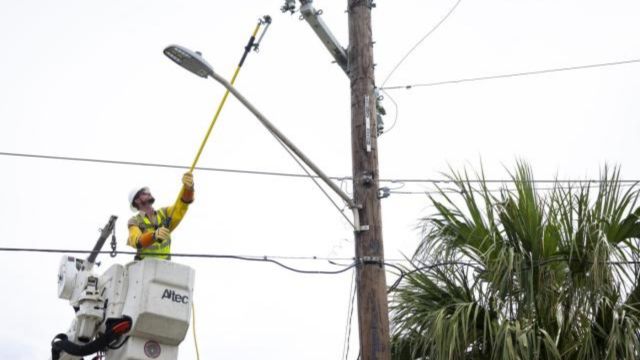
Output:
283,0,348,75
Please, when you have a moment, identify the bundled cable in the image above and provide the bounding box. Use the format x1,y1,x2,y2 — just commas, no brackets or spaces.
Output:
51,316,132,360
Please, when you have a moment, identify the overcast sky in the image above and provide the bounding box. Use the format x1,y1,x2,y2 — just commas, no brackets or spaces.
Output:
1,0,639,359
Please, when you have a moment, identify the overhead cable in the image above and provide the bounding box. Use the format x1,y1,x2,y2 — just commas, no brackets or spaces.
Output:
3,247,638,293
381,58,640,91
377,0,462,137
386,178,640,184
0,151,320,179
268,130,355,228
378,88,399,135
2,151,638,184
342,269,357,360
387,261,483,293
380,0,463,88
387,257,640,293
0,247,357,275
389,182,638,196
0,246,416,262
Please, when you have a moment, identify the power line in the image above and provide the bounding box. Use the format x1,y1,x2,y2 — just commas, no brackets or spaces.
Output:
378,88,399,135
0,151,324,179
22,245,626,287
14,244,634,303
268,130,355,228
387,257,640,293
387,261,483,293
342,269,357,360
386,178,640,184
0,246,362,261
377,0,462,137
388,182,638,196
0,245,410,262
381,58,640,91
0,247,358,275
2,151,638,184
380,0,463,88
0,149,354,226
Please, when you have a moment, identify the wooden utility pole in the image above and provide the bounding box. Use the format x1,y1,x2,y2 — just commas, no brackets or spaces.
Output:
348,1,391,359
290,0,390,357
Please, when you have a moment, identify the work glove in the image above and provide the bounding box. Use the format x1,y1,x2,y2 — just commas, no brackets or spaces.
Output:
154,227,171,243
182,172,194,190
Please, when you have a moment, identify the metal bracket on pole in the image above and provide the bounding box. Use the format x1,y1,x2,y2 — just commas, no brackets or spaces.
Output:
359,256,383,266
352,207,369,232
364,95,371,152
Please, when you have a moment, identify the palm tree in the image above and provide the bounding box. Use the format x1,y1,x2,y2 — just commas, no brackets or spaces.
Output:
390,163,640,359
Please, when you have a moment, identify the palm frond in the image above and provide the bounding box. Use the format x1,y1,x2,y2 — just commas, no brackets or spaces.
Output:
391,163,640,360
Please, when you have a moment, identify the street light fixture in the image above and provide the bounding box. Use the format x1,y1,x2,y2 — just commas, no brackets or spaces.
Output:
163,44,362,228
163,45,214,79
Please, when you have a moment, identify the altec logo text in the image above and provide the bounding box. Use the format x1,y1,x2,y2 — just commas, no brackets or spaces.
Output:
161,289,189,304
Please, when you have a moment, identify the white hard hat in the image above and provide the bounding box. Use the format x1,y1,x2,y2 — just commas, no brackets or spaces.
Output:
128,186,149,211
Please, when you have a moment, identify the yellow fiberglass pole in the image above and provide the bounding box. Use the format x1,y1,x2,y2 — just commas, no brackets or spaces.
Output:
165,19,266,228
188,20,262,173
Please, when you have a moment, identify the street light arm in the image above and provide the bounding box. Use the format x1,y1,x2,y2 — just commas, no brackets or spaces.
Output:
209,71,356,210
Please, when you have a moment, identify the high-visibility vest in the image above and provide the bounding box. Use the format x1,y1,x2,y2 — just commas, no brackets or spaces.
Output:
134,209,171,260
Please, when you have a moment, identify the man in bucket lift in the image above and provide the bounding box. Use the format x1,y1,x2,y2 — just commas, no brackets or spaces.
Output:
127,172,195,260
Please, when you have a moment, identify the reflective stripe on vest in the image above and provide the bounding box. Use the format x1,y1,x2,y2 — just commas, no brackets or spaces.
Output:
136,209,171,260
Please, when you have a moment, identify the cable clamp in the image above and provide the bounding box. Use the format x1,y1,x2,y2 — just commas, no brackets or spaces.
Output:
359,256,383,266
280,0,296,14
360,173,374,187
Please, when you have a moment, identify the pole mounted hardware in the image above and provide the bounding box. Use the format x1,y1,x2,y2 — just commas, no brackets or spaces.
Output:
359,256,383,266
281,0,296,14
360,173,374,187
378,187,390,199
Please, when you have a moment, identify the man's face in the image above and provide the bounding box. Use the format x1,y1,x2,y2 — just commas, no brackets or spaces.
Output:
135,190,155,210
